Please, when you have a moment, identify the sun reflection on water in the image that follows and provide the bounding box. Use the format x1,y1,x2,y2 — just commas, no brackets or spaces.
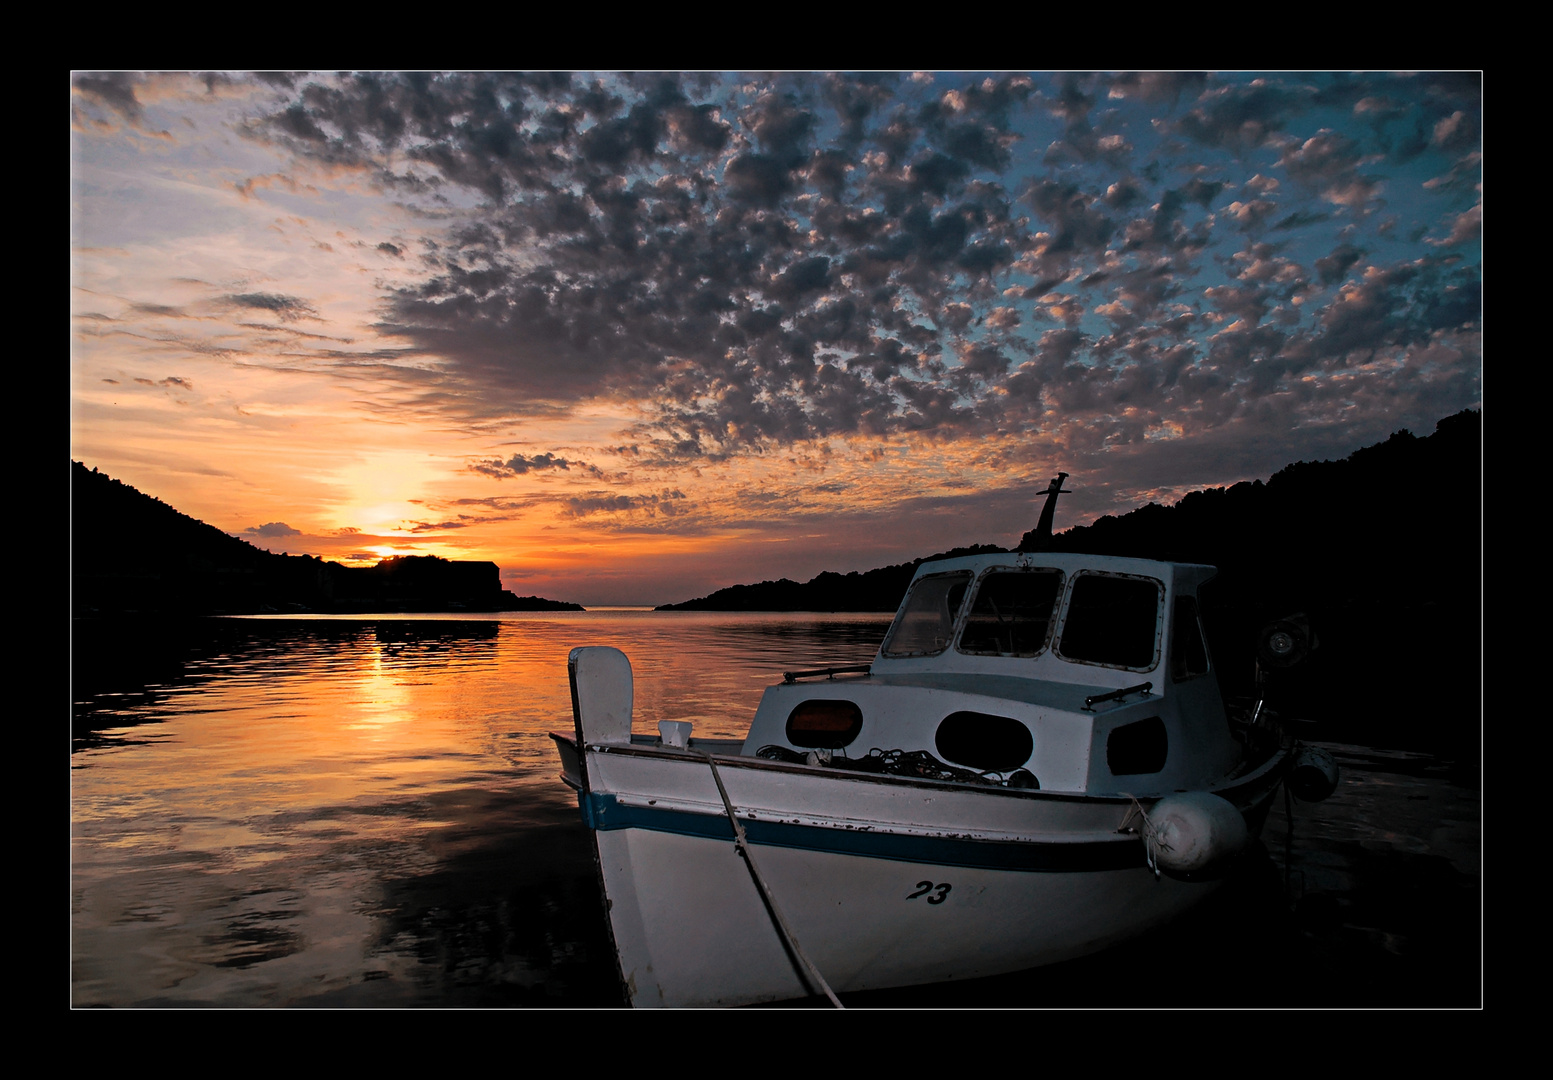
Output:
72,611,890,1005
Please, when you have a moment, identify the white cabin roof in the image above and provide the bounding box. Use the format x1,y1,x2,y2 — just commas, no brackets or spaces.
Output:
906,550,1216,591
871,550,1217,689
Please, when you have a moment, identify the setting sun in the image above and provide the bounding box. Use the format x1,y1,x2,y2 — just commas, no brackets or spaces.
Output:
72,72,1479,607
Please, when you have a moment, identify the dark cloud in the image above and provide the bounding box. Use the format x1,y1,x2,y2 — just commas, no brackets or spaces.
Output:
1023,179,1115,253
1274,129,1381,208
225,292,319,321
73,72,162,134
472,452,601,478
564,489,687,519
241,72,1480,461
133,302,187,317
253,72,301,90
1174,79,1307,150
1315,243,1365,285
245,521,301,538
1104,72,1208,106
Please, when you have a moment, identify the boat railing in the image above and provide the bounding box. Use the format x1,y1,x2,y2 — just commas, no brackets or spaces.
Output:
1082,682,1153,711
782,664,873,685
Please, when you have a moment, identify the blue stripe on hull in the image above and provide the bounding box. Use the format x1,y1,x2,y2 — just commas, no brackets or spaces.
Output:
585,793,1146,873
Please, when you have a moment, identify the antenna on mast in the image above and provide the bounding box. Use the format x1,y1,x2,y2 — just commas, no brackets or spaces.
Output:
1021,472,1071,551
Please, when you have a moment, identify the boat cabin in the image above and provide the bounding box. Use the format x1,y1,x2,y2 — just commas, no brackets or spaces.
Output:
741,552,1242,796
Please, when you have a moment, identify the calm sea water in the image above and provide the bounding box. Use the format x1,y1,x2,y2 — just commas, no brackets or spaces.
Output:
71,612,1481,1008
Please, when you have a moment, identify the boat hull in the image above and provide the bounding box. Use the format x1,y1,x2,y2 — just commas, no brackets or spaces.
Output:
558,737,1288,1007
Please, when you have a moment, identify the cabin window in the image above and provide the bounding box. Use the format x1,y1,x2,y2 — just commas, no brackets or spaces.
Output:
1055,572,1163,670
881,571,973,657
1170,595,1210,680
935,711,1034,772
1107,716,1168,775
958,568,1063,657
785,699,864,748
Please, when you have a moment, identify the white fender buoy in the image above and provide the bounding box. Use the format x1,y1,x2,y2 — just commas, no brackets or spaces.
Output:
1290,746,1338,802
1144,792,1249,875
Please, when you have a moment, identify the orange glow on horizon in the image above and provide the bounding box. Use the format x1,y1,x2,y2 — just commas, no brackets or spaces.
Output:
70,73,1480,608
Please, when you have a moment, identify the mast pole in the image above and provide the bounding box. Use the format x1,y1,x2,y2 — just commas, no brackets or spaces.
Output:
1024,472,1071,551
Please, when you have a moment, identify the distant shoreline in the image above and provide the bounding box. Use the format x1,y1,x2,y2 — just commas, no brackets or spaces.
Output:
71,462,586,617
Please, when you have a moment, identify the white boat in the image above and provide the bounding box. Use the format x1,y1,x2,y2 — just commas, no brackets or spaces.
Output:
551,477,1334,1007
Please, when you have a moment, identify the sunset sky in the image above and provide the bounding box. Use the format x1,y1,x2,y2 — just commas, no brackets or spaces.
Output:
70,72,1481,607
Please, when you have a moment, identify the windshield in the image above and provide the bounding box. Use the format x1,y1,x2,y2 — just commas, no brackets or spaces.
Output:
881,571,972,657
1054,572,1163,670
958,569,1063,656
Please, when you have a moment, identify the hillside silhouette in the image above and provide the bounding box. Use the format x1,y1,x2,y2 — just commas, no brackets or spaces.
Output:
665,409,1477,616
71,462,583,615
661,410,1481,758
655,544,1007,614
1022,408,1479,612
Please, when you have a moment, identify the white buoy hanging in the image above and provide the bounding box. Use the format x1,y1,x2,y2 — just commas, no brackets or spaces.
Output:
1143,792,1249,875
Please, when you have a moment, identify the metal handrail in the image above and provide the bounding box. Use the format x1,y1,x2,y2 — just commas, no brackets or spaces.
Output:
1083,681,1153,710
782,664,872,685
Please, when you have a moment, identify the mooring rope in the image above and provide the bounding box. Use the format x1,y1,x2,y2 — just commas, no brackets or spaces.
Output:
1120,794,1165,879
702,752,844,1009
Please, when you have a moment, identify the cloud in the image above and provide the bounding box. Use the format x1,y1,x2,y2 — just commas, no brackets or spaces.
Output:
1173,79,1306,150
1431,200,1482,247
1223,199,1278,231
564,489,688,519
1315,243,1365,285
245,521,301,538
1432,110,1478,152
229,72,1478,467
472,452,601,478
72,72,172,138
1273,129,1384,210
131,302,188,318
1105,72,1208,106
223,292,319,321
